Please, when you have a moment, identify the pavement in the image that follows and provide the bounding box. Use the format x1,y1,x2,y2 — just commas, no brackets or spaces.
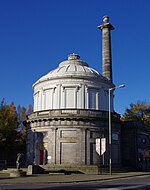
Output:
0,170,150,184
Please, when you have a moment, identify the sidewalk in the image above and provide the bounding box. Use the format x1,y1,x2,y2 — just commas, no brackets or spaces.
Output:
0,171,150,184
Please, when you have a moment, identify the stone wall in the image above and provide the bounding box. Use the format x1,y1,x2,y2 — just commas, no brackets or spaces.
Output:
25,109,121,168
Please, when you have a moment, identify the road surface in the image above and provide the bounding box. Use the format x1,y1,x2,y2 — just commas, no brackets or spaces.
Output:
0,174,150,189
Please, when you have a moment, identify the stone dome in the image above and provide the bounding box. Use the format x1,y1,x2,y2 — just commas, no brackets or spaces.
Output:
33,54,114,112
33,54,107,86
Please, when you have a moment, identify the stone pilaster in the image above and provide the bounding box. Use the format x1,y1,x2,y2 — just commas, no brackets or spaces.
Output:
80,128,87,165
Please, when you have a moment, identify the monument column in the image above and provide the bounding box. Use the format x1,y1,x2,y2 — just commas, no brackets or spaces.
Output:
98,16,114,83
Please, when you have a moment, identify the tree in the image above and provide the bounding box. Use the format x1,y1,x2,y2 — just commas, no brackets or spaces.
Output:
0,100,18,143
18,106,26,129
27,104,33,115
16,106,26,143
20,106,26,121
121,101,150,125
0,99,33,163
0,99,18,161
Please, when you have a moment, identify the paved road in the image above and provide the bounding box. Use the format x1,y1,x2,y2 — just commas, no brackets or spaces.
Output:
0,174,150,189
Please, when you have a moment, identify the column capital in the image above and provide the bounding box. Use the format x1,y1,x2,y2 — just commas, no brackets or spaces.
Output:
98,16,115,31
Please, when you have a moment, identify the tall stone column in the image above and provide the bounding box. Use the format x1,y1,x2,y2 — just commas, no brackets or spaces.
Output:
98,16,114,83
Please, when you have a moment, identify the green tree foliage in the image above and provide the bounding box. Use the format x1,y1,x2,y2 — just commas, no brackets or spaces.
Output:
121,101,150,125
17,104,33,148
20,106,26,121
0,100,18,145
0,99,33,163
27,104,33,115
17,106,27,144
0,99,18,162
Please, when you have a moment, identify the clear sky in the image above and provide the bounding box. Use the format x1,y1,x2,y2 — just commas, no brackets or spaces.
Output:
0,0,150,115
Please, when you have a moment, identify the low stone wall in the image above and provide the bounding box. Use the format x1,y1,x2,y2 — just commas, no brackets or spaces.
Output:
9,169,26,177
42,164,99,175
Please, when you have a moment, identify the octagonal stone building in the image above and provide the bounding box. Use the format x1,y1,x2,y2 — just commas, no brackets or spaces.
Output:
25,16,121,173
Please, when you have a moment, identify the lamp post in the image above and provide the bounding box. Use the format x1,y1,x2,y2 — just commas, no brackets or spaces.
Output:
109,84,125,175
33,129,36,165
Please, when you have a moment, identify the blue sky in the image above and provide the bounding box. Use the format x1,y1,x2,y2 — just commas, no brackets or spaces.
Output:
0,0,150,115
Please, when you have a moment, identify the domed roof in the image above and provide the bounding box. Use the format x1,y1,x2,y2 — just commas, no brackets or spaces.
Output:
34,54,107,86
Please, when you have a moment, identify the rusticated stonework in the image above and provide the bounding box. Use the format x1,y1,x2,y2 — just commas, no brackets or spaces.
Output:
26,109,121,169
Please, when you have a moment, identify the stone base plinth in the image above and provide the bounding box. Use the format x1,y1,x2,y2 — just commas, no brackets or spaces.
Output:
42,164,99,174
27,165,44,175
9,169,26,177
